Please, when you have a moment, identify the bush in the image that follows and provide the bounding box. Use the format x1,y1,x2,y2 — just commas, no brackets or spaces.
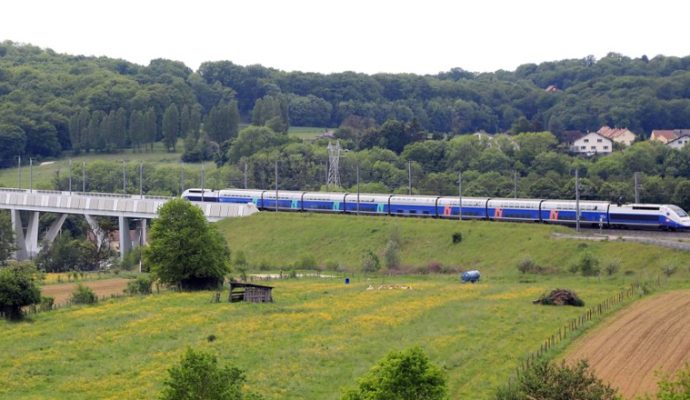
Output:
516,257,544,274
649,363,690,399
39,296,54,311
662,265,678,278
452,232,462,244
425,261,443,274
383,240,401,270
0,263,41,320
604,261,620,276
576,252,600,276
361,250,380,273
125,275,153,295
161,348,249,400
294,254,318,270
70,284,98,305
495,359,619,400
342,346,447,400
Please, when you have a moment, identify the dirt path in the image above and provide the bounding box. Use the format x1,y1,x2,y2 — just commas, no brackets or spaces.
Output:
41,278,131,305
566,290,690,399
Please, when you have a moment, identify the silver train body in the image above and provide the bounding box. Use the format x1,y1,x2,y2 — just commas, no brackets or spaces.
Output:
181,188,690,230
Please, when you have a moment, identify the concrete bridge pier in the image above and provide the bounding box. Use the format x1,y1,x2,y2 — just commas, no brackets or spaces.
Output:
118,216,132,259
11,210,39,260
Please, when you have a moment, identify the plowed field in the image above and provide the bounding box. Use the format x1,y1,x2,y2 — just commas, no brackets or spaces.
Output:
41,278,130,304
566,290,690,398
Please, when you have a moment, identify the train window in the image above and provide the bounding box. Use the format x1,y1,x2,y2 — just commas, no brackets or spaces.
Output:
632,206,660,211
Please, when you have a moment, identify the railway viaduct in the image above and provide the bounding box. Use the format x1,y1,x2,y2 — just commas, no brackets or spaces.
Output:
0,188,258,261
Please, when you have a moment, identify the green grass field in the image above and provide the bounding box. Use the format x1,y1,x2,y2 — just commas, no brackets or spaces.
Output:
2,214,689,399
0,141,207,190
0,275,649,399
288,126,332,140
217,213,690,278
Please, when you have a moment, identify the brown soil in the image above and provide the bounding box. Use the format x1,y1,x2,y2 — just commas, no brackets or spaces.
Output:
566,290,690,399
41,278,131,305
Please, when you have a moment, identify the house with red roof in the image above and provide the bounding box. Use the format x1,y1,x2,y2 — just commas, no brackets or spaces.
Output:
597,126,636,146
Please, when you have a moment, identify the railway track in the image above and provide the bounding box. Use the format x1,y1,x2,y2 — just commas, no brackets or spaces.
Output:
558,227,690,250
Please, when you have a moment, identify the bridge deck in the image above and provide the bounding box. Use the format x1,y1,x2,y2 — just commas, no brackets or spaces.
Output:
0,188,258,221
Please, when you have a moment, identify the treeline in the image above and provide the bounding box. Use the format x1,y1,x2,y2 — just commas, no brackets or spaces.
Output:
52,128,690,211
2,40,690,165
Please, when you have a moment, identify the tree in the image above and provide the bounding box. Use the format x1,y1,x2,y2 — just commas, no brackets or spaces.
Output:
145,198,230,290
0,262,41,320
163,104,180,152
342,347,447,400
161,348,246,400
0,211,14,265
206,101,240,144
495,359,619,400
361,250,380,273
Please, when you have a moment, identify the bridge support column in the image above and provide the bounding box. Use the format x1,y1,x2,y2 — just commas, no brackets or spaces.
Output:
119,216,131,259
84,214,105,250
42,214,68,249
10,210,39,260
133,219,147,248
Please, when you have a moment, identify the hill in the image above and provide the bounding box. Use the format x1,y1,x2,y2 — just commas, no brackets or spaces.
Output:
216,212,690,276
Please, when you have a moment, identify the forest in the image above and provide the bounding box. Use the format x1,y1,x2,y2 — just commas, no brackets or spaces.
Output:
2,40,690,210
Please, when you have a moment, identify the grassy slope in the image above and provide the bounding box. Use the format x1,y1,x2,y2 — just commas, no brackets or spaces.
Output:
217,212,690,277
1,214,689,399
0,142,201,189
0,276,645,399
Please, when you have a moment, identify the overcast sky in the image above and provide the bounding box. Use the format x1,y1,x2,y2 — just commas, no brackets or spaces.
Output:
2,0,689,75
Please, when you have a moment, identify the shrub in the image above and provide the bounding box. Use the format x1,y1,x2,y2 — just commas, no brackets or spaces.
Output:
662,265,678,278
452,232,462,244
161,348,248,400
361,250,380,273
577,252,600,276
425,261,443,274
495,359,619,400
39,296,54,311
383,240,401,270
70,284,98,305
604,261,620,276
295,254,318,270
649,363,690,399
0,263,41,320
516,257,544,274
125,275,153,295
342,346,447,400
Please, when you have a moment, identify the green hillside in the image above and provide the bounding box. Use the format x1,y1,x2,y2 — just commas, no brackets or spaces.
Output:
217,212,690,277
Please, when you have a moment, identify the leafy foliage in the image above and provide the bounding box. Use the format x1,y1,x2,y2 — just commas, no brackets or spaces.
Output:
70,284,98,305
145,199,230,290
0,262,41,320
647,363,690,400
495,359,620,400
161,348,249,400
0,211,14,265
125,275,153,295
361,250,381,273
342,346,447,400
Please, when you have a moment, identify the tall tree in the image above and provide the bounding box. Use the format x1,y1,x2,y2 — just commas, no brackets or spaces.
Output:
145,198,230,290
162,104,180,152
0,211,14,265
205,101,239,144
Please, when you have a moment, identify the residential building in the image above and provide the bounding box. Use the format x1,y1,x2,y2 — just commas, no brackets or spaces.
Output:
650,130,678,143
571,132,613,155
559,130,585,147
650,129,690,144
667,135,690,150
597,126,637,146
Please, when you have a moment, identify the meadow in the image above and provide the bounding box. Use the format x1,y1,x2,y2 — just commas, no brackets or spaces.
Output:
0,274,653,399
217,212,690,278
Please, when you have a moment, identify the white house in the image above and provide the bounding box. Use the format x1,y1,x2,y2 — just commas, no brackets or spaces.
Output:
571,132,612,155
667,135,690,150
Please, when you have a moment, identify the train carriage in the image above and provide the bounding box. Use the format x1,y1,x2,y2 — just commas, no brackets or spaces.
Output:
541,200,609,226
487,199,542,221
218,189,264,206
388,195,439,217
343,193,392,214
302,192,347,212
436,197,488,219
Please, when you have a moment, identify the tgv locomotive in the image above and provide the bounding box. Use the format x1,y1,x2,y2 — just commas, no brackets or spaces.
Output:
182,188,690,230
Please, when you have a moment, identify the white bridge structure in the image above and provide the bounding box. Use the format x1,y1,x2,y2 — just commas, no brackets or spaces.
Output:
0,188,258,261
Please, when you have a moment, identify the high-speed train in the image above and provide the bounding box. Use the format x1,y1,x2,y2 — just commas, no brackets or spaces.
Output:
182,188,690,230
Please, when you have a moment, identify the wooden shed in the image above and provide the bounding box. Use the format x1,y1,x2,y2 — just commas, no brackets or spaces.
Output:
228,282,273,303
